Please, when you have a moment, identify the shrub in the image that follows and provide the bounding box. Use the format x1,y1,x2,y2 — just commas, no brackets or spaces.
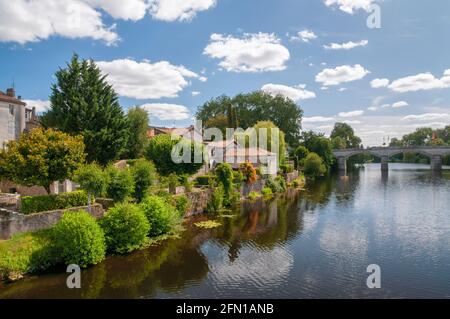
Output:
195,175,216,186
233,171,244,185
139,196,179,237
131,159,156,203
73,163,107,198
261,187,273,197
280,163,294,174
215,163,234,205
294,146,309,168
181,175,193,193
100,203,150,254
275,176,287,192
172,195,189,217
21,191,88,215
206,186,224,214
106,166,134,203
53,211,106,268
248,191,261,201
292,175,306,188
265,176,283,194
229,191,241,205
168,173,179,194
304,152,327,178
240,162,257,185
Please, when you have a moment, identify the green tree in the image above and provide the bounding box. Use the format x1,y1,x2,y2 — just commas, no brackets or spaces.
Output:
197,91,303,146
125,107,149,159
330,123,362,148
253,121,287,165
304,153,326,178
73,163,108,211
0,128,85,194
293,145,309,168
145,134,204,176
130,159,156,203
41,54,129,165
215,163,234,204
105,166,134,203
300,131,333,171
331,136,347,150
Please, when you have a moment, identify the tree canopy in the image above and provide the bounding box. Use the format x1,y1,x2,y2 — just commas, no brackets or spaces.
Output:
330,123,362,149
41,54,129,165
125,106,150,159
0,128,86,193
196,91,303,146
299,131,333,171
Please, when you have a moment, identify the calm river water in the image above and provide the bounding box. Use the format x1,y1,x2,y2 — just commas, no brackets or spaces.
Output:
1,163,450,299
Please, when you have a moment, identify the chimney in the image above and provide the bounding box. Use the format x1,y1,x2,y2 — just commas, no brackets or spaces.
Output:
6,88,15,97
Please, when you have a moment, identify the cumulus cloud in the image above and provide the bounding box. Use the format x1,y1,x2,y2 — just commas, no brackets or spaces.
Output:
289,30,317,43
261,84,316,102
191,91,201,96
402,113,450,121
324,0,377,14
141,103,190,120
323,40,368,50
370,78,390,88
203,33,290,73
149,0,216,21
391,101,409,108
0,0,119,45
316,64,370,86
96,59,200,99
338,110,364,117
23,99,51,113
387,70,450,93
86,0,149,21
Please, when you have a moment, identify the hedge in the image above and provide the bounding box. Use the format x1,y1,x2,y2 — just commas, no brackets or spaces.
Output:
20,191,88,215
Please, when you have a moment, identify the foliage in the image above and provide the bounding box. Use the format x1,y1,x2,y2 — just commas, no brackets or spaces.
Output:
130,159,156,203
0,230,59,281
167,173,179,194
181,175,193,193
293,145,309,168
331,136,347,150
20,191,88,215
145,134,203,176
172,195,189,217
240,162,257,185
100,203,150,254
233,171,244,185
300,131,333,171
197,91,304,146
124,106,150,159
73,163,108,198
214,163,234,204
195,175,216,186
41,54,129,165
280,163,294,174
206,186,224,214
330,123,362,148
53,211,106,268
304,153,327,178
248,191,261,201
253,121,287,165
105,166,134,203
292,176,306,188
261,187,273,197
0,128,85,194
275,176,287,192
139,196,179,237
194,220,222,229
265,176,283,193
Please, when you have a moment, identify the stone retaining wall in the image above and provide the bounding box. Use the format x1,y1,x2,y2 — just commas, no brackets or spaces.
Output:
284,171,299,183
0,204,105,240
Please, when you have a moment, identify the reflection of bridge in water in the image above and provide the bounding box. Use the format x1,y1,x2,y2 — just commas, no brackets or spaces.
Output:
333,146,450,174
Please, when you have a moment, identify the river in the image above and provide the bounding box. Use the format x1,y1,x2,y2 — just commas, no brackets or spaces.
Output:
1,163,450,299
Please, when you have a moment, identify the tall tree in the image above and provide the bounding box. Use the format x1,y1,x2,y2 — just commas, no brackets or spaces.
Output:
330,123,362,148
197,91,303,146
41,54,129,165
300,131,333,171
0,128,86,194
125,106,149,159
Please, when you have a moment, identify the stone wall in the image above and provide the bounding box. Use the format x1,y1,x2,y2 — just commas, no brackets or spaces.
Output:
0,193,19,209
185,188,213,217
284,170,299,183
0,204,105,240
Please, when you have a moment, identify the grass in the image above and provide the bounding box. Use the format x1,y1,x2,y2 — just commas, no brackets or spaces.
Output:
0,230,59,282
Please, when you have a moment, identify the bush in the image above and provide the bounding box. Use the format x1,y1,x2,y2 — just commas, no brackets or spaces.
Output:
280,163,294,174
248,191,261,201
233,171,244,185
53,211,106,268
181,175,193,193
172,195,189,217
139,196,179,236
304,152,327,178
206,186,224,214
292,175,306,188
240,162,257,185
265,177,283,193
73,163,107,198
21,191,88,215
106,166,134,203
294,146,309,168
229,191,241,205
275,176,287,192
261,187,273,196
100,203,150,254
195,175,216,186
131,159,156,203
168,173,179,194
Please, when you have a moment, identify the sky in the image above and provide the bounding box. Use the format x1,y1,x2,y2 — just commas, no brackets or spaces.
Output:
1,0,450,146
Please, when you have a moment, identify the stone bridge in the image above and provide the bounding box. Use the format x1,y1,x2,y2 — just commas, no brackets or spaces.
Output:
333,146,450,173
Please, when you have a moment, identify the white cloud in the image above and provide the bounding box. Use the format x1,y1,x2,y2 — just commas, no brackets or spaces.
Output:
261,84,316,102
149,0,216,22
367,106,378,111
203,33,290,73
324,0,377,14
338,87,347,92
402,113,450,121
343,120,362,124
290,30,317,43
370,78,390,88
191,91,201,96
323,40,368,50
338,110,364,117
23,99,51,113
316,64,370,86
85,0,149,21
198,76,208,82
303,116,335,123
391,101,409,108
141,103,190,120
0,0,119,45
388,70,450,93
96,59,200,99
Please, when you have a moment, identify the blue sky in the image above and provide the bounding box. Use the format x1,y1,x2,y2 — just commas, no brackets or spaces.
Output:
1,0,450,146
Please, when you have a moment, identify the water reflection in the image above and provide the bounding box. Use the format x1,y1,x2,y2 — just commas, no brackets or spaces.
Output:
1,164,450,298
